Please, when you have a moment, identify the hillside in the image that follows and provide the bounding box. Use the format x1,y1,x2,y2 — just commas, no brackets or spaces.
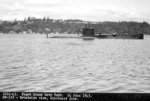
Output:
0,17,150,35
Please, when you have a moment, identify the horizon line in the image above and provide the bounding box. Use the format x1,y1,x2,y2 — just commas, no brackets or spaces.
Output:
0,17,149,24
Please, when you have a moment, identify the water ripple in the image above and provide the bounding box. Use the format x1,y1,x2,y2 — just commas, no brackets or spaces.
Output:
0,34,150,92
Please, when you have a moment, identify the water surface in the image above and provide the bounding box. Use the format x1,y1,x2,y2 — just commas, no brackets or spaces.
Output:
0,34,150,92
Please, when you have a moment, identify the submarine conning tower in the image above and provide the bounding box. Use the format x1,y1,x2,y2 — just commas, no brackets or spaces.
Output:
82,28,95,37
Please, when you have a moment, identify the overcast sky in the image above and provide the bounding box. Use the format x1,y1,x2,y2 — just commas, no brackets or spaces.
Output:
0,0,150,22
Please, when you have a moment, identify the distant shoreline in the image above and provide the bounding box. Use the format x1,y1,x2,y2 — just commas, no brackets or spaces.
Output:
0,18,150,36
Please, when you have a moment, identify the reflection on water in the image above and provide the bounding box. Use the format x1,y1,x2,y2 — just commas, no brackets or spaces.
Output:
0,34,150,92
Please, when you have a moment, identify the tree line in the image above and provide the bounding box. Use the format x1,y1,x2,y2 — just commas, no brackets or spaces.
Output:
0,17,150,35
